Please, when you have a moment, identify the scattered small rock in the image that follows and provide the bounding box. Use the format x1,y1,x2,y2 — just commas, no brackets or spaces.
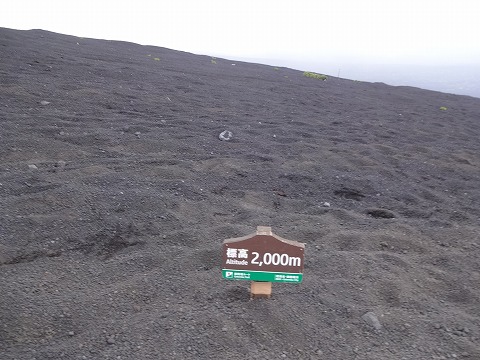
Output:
28,164,38,170
322,202,331,207
362,311,382,330
40,100,50,105
106,335,115,344
56,160,66,168
68,331,75,336
218,130,233,141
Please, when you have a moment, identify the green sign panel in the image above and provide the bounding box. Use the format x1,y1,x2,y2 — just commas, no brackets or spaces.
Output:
222,269,303,283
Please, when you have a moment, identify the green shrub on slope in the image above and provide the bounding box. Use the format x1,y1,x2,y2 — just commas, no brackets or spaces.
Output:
303,71,327,81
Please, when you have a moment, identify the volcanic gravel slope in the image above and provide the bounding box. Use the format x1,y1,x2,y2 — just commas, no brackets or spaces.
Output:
1,27,480,359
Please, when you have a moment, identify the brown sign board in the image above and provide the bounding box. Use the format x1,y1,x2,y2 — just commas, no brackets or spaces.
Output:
222,226,305,283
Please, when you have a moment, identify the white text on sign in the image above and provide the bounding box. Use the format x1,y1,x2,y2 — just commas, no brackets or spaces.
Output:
251,252,302,267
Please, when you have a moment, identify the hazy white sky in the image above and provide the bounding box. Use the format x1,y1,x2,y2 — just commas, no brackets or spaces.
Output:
2,0,480,66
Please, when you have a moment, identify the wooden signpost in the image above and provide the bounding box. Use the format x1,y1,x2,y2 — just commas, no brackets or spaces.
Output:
222,226,305,298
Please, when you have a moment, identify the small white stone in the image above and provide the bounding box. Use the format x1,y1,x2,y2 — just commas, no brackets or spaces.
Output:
40,101,50,105
28,164,38,170
218,130,233,141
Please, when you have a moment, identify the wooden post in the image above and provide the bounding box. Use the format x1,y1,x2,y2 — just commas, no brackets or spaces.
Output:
256,226,272,235
250,280,272,299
